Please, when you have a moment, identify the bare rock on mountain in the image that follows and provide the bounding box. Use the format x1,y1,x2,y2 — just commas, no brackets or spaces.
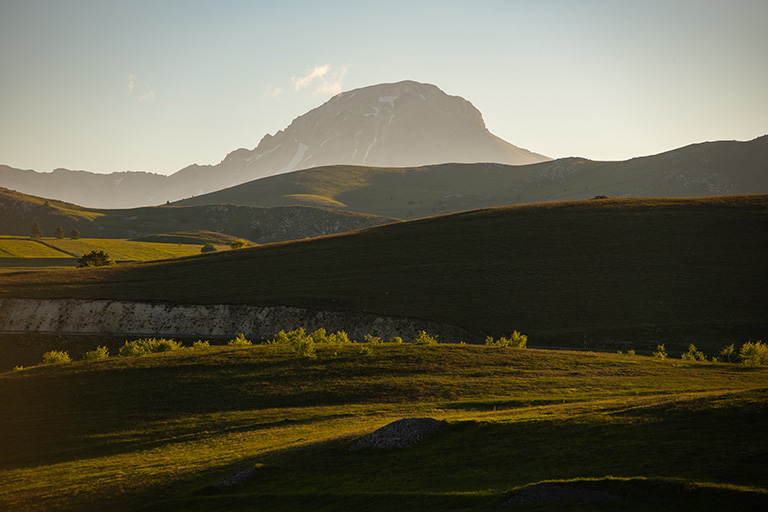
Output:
206,80,548,186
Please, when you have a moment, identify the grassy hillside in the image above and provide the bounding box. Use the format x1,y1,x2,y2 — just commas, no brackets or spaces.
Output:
172,136,768,219
0,343,766,511
0,187,398,243
0,196,765,349
0,236,229,273
129,230,247,245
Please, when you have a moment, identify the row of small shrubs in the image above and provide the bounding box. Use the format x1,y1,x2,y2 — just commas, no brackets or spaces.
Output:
30,328,524,367
650,341,768,364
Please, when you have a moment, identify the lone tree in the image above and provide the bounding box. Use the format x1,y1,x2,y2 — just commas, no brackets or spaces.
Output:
31,222,43,238
200,243,217,253
70,229,80,240
55,226,66,239
230,239,248,249
77,250,115,268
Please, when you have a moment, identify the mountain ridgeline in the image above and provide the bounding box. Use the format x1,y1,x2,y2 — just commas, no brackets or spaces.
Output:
174,135,768,219
0,81,548,209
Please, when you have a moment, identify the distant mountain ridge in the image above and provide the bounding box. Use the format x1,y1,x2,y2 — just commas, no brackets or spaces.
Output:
174,135,768,219
0,80,549,208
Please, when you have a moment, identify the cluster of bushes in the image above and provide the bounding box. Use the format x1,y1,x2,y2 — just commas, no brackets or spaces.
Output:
118,338,183,356
485,331,527,348
648,341,767,364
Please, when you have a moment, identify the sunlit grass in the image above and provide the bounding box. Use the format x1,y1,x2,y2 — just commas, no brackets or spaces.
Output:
1,343,766,511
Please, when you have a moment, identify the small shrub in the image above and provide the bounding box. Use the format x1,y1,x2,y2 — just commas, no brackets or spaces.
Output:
230,239,248,249
653,344,667,360
719,343,735,363
200,243,217,253
627,349,635,356
364,334,383,344
309,328,329,344
192,340,211,349
739,341,768,365
681,343,706,361
358,345,373,356
228,333,252,346
292,336,316,359
390,336,403,344
485,331,527,348
119,338,182,356
155,338,183,352
42,350,71,364
327,330,351,344
270,330,290,345
83,346,109,360
13,366,26,371
414,331,438,345
77,250,115,268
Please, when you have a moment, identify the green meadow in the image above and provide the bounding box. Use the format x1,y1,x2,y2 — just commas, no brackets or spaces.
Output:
0,235,233,272
1,341,767,511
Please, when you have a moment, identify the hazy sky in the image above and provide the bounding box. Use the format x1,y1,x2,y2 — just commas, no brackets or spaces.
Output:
1,0,766,175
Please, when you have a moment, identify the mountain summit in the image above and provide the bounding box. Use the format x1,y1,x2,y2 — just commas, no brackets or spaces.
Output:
0,81,548,208
202,80,548,182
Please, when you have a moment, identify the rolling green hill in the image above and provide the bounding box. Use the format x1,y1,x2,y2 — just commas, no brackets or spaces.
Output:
172,136,768,219
0,235,227,272
1,343,766,511
128,230,247,245
0,187,399,243
1,195,765,349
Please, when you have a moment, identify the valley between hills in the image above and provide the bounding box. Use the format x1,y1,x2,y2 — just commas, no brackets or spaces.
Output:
0,80,766,511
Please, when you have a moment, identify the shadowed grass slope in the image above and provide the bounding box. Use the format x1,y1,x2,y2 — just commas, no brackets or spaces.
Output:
0,196,765,347
0,344,766,511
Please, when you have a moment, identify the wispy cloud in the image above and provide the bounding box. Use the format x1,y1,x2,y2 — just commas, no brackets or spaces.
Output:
128,74,136,94
292,65,330,91
138,91,155,102
290,65,348,96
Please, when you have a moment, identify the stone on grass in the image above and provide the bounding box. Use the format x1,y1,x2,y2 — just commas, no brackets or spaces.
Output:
349,417,446,451
212,467,257,489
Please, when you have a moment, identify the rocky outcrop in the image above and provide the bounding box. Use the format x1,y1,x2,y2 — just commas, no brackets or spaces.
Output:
349,418,446,451
0,298,479,342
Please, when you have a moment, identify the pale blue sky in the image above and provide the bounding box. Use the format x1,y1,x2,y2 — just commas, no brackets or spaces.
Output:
1,0,766,175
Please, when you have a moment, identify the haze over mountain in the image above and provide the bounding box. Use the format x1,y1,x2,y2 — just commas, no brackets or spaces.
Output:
0,81,548,209
174,135,768,219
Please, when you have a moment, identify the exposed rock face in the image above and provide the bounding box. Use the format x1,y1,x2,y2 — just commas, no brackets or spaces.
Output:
0,81,548,208
212,80,548,182
349,418,446,451
0,298,479,342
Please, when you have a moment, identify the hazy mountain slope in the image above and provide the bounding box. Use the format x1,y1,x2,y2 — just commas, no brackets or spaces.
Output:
174,135,768,219
0,187,398,243
0,81,549,208
2,195,765,346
